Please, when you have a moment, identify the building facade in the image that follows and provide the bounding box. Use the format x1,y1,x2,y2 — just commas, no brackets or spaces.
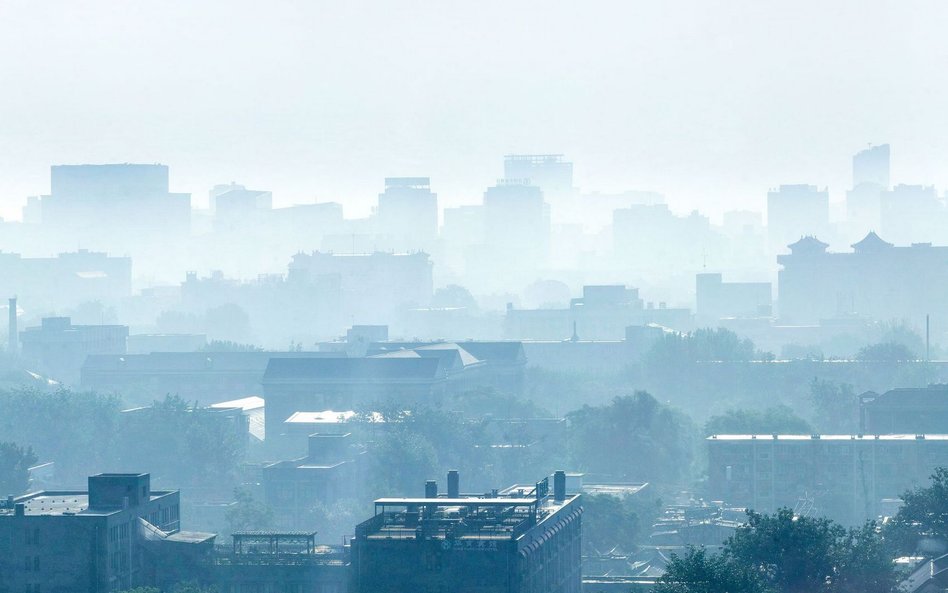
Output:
707,434,948,525
0,473,213,592
777,232,948,333
350,470,582,593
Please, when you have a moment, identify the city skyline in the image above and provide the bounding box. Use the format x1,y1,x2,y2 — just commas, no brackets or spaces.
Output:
4,1,948,220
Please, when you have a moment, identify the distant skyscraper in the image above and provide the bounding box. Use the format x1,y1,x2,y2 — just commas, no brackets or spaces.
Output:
852,144,890,189
376,177,438,251
766,184,830,250
483,179,549,263
503,154,573,195
847,145,890,236
879,184,945,244
38,163,192,254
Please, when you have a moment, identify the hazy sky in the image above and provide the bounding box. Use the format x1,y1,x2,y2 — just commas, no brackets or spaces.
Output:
2,0,948,222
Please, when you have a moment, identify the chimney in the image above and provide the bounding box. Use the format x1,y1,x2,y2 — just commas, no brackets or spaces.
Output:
7,297,16,354
447,470,459,498
553,470,566,502
425,480,438,499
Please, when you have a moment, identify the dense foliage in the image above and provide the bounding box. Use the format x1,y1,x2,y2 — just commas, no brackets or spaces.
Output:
582,491,661,554
704,405,812,436
856,342,918,362
0,441,38,496
885,467,948,555
567,392,695,483
657,509,898,593
0,388,244,492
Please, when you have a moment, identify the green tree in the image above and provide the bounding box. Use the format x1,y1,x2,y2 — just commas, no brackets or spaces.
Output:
114,395,245,494
431,284,478,310
0,387,121,483
855,342,917,362
660,510,897,593
365,430,439,496
646,328,766,365
704,405,812,436
726,509,896,593
0,442,38,496
885,467,948,555
809,379,859,432
655,546,764,593
201,340,263,352
582,492,661,554
567,392,695,483
225,487,273,534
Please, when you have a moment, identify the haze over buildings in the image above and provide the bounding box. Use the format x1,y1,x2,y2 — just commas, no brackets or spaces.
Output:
5,3,948,592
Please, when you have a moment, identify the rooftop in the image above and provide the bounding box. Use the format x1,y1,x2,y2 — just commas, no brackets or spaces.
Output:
0,490,176,517
708,434,948,441
357,476,579,542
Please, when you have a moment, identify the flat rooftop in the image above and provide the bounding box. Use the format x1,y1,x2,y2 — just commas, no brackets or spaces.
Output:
362,486,579,542
708,434,948,441
0,490,176,517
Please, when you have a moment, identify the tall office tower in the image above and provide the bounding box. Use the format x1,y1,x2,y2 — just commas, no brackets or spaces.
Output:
503,154,574,195
766,184,830,250
847,144,891,235
853,143,890,189
376,177,438,251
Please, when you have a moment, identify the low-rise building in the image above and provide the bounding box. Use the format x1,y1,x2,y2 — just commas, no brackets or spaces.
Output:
262,433,364,531
349,470,582,593
707,434,948,524
209,532,347,593
0,473,214,592
20,316,128,384
860,385,948,434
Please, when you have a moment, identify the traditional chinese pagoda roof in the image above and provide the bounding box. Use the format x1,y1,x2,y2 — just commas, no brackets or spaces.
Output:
851,231,894,252
787,235,829,254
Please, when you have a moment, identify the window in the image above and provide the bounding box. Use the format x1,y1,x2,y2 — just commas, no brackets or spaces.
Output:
33,557,39,571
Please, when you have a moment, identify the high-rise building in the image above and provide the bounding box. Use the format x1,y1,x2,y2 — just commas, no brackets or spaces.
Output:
503,154,573,195
41,164,191,236
879,184,945,245
852,144,890,189
350,470,582,593
481,180,550,276
766,184,830,250
376,177,438,251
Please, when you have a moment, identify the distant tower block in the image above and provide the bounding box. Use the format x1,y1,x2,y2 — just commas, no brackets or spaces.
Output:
7,297,16,354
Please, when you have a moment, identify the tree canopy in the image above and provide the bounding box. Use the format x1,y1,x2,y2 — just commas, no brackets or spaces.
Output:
567,392,694,483
704,405,812,436
885,467,948,556
855,342,917,362
0,441,38,496
657,509,897,593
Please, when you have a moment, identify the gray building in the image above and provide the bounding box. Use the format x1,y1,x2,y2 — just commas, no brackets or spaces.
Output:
21,316,128,384
350,470,582,593
707,434,948,525
695,273,772,323
376,177,439,251
767,184,830,251
860,385,948,434
0,473,214,592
